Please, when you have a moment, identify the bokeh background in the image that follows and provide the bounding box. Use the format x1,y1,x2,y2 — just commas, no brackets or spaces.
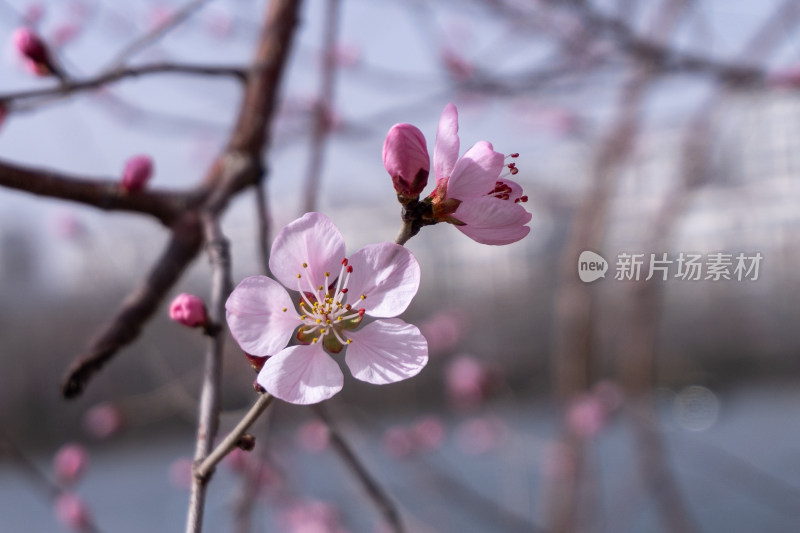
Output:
2,0,800,531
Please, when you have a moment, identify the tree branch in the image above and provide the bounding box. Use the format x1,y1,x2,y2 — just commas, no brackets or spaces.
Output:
62,214,204,398
0,158,186,226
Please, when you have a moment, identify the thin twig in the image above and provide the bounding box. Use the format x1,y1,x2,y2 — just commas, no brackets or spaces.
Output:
194,392,275,481
313,404,405,533
254,179,272,276
185,214,232,533
105,0,213,71
300,0,341,213
0,63,247,107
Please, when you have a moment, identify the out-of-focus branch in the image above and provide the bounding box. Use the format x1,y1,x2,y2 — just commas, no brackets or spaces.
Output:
301,0,341,213
254,180,272,275
185,214,232,533
0,63,247,107
59,0,303,399
0,159,186,226
1,434,104,533
62,214,204,398
105,0,213,71
313,404,405,533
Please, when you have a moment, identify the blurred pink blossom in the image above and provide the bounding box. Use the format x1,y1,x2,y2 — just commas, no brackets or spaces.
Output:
24,3,44,25
419,309,467,356
53,444,90,486
169,293,208,328
54,493,92,532
121,154,153,192
455,416,508,455
169,457,194,490
382,425,416,459
328,43,361,68
445,355,503,409
411,415,445,451
83,402,123,439
51,24,80,47
567,393,607,439
296,419,330,453
441,48,475,81
53,213,87,241
768,65,800,89
281,500,349,533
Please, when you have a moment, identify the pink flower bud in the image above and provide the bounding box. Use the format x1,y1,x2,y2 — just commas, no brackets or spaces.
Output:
121,155,153,192
13,27,49,65
383,123,430,198
54,493,92,532
53,443,90,486
169,293,207,328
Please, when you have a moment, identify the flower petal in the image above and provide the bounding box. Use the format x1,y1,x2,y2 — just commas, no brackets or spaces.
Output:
345,243,420,318
226,276,301,356
433,103,460,183
446,141,505,201
345,318,428,385
269,212,346,291
257,344,344,404
453,196,532,245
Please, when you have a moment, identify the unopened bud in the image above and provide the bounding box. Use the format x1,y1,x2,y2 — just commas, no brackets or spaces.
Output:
12,27,51,75
383,123,430,200
169,293,207,328
245,352,268,372
121,155,153,192
236,433,256,451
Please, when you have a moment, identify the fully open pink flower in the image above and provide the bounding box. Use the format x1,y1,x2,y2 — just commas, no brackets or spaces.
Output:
429,103,532,245
226,212,428,405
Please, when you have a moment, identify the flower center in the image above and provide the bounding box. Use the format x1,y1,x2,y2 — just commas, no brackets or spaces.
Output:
292,258,366,353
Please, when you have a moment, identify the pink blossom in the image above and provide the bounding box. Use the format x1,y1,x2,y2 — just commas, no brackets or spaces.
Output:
82,402,123,439
419,309,466,356
53,443,90,486
12,27,52,76
445,355,497,409
281,500,348,533
169,293,207,328
54,493,92,532
24,3,45,25
567,393,607,438
441,48,475,81
429,103,531,244
168,457,194,490
226,212,428,405
296,419,330,453
411,415,445,451
455,416,508,455
383,123,430,199
121,154,153,192
382,425,416,458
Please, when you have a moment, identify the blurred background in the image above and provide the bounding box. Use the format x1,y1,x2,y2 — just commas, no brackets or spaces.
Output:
2,0,800,531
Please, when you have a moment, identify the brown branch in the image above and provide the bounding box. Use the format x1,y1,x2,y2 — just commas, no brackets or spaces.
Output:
0,158,185,226
62,214,204,398
185,214,232,533
301,0,341,213
313,404,405,533
254,179,272,275
58,0,303,398
0,63,247,107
